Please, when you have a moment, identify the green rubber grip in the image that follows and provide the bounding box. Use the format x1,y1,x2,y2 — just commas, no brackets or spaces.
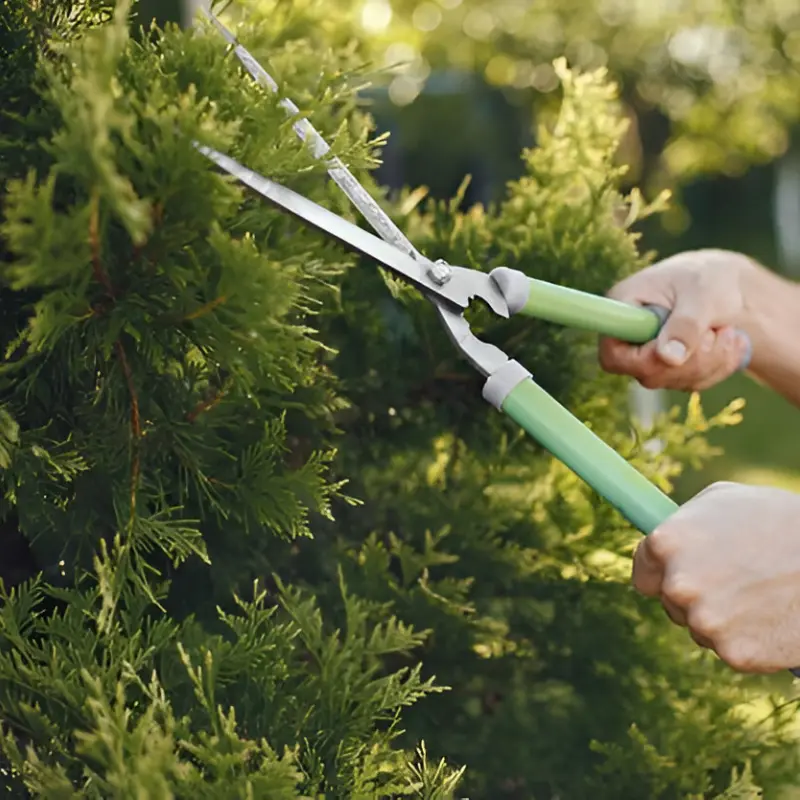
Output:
490,267,662,343
501,376,678,534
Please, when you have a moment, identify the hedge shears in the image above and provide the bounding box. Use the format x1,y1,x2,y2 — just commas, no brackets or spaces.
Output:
195,9,753,539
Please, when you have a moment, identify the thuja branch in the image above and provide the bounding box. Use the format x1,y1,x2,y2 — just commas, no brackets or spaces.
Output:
182,295,227,321
89,191,116,299
187,376,233,423
88,193,141,521
115,339,141,522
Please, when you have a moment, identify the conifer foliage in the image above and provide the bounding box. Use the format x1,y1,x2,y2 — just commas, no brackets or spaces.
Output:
0,1,461,796
0,1,798,798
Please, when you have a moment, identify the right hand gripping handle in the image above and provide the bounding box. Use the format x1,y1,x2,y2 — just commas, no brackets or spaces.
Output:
486,363,796,676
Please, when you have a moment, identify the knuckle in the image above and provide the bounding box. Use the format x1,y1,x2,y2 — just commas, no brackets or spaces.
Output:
599,343,662,383
633,347,677,389
605,278,638,303
637,373,664,390
631,544,659,596
689,629,713,650
691,480,734,502
660,596,687,626
710,479,735,489
635,362,665,389
632,572,659,598
698,354,737,386
661,573,698,607
687,603,723,639
597,343,621,373
708,480,736,495
645,527,676,561
669,314,704,341
715,637,760,673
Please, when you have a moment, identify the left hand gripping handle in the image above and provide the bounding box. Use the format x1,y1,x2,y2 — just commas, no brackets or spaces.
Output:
491,267,663,343
490,267,752,369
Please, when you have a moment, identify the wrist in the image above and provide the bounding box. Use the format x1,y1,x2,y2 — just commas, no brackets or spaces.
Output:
739,257,800,376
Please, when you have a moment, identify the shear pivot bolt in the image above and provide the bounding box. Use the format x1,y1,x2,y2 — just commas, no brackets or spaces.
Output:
428,258,452,285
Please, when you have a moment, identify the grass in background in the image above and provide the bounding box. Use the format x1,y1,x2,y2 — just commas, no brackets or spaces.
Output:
671,372,800,501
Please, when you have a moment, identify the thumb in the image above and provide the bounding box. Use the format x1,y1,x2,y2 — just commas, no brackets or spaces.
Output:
654,294,713,366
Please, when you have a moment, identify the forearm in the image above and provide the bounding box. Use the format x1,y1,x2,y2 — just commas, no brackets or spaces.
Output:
741,261,800,408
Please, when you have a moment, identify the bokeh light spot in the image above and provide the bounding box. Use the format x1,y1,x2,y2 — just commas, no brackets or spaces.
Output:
485,54,516,86
413,2,443,31
463,8,495,40
383,42,417,69
360,0,392,32
389,75,423,105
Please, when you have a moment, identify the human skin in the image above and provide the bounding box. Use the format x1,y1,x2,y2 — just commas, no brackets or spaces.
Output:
599,249,800,672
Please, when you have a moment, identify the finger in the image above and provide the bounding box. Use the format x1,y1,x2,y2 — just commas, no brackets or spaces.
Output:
599,327,715,386
654,328,739,391
602,327,747,391
646,329,718,390
598,337,656,376
598,339,690,390
689,629,714,649
632,539,664,597
692,328,751,390
654,290,716,367
661,596,687,627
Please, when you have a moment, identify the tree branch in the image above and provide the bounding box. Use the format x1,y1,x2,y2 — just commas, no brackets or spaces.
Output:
89,192,141,520
89,191,116,299
115,340,141,522
187,378,232,423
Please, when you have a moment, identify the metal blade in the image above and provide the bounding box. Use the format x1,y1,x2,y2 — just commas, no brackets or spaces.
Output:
200,8,421,261
196,144,509,316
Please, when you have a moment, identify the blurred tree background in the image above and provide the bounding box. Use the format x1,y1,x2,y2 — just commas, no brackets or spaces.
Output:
193,0,800,498
321,0,800,501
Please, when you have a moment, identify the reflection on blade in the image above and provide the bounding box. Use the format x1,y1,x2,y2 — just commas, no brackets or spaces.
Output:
201,7,421,261
196,143,473,309
197,145,509,316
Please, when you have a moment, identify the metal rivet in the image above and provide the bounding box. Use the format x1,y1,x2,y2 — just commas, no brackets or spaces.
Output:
428,258,452,285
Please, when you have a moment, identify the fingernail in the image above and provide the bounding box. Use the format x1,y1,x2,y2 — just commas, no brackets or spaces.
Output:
659,338,687,365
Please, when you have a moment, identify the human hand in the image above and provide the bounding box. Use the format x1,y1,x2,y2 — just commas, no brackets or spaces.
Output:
632,481,800,672
598,249,755,391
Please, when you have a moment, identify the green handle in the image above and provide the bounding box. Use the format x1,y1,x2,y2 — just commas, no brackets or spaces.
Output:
500,375,678,534
490,267,662,342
